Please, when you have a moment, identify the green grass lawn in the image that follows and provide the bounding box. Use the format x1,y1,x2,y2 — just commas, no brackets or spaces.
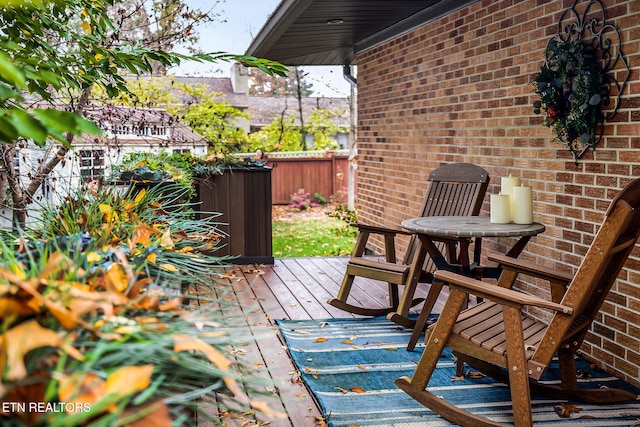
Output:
272,216,357,257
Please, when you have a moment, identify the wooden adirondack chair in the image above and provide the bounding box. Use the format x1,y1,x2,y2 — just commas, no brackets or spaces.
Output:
396,177,640,427
327,163,489,324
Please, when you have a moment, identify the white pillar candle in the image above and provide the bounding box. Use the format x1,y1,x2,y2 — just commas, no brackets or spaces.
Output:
513,185,533,224
501,175,521,221
490,194,511,223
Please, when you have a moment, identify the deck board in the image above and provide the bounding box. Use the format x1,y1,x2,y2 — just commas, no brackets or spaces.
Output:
196,256,445,427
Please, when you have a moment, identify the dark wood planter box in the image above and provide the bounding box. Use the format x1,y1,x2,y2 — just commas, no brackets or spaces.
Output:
197,167,273,264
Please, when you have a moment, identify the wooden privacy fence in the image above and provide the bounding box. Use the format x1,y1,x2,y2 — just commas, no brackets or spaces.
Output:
239,150,355,205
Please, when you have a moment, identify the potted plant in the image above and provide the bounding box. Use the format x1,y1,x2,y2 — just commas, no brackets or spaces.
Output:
111,151,274,264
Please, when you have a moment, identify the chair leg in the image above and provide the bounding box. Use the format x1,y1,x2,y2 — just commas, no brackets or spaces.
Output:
397,290,504,427
406,289,467,388
406,281,443,351
557,348,578,392
387,242,429,327
335,271,356,302
502,305,533,427
388,281,400,308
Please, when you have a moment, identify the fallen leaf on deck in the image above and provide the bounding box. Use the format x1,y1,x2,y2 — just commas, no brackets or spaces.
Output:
334,387,348,394
451,375,465,382
251,399,286,419
554,403,582,418
350,387,366,393
341,339,353,345
357,364,367,371
466,371,486,379
385,347,398,351
315,337,328,342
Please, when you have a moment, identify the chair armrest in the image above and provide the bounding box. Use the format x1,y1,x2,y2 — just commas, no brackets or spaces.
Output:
434,270,573,314
488,253,574,285
350,222,412,236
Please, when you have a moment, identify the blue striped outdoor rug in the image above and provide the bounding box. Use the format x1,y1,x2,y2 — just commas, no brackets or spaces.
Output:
278,316,640,427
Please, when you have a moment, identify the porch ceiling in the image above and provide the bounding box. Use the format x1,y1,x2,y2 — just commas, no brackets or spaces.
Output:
246,0,479,66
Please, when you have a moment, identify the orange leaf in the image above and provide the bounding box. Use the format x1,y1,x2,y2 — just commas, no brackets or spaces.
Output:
38,252,74,280
124,400,173,427
314,337,328,343
350,387,366,393
467,371,486,379
158,263,178,273
146,252,157,264
250,399,286,420
106,263,129,293
42,298,80,329
554,403,582,418
172,334,245,401
0,295,36,318
134,295,159,310
132,223,160,247
3,320,63,380
0,381,47,424
15,279,81,329
134,188,147,204
106,365,153,398
127,277,154,299
158,297,182,311
58,372,106,410
159,229,174,250
341,340,353,345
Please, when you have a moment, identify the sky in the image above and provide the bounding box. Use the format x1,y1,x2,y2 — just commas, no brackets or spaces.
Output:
173,0,352,98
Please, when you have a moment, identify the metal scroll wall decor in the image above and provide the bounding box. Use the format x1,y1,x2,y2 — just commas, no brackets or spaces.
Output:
534,0,630,162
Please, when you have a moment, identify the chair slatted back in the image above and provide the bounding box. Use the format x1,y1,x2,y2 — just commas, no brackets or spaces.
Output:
402,163,489,266
531,179,640,369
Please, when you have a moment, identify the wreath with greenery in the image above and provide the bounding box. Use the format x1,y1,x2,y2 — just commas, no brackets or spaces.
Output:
532,39,605,156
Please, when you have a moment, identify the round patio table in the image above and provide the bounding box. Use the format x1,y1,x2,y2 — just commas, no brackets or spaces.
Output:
397,215,545,352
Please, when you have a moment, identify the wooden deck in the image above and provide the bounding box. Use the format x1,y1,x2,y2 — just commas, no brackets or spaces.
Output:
194,256,446,427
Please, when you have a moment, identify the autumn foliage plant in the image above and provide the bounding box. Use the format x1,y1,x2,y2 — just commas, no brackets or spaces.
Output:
0,183,273,426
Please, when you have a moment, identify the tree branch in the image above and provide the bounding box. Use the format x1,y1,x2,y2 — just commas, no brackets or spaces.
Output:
25,86,93,199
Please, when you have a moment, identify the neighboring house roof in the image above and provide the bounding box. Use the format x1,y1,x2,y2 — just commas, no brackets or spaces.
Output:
246,0,479,65
171,76,249,108
249,96,350,128
80,104,206,146
124,74,350,132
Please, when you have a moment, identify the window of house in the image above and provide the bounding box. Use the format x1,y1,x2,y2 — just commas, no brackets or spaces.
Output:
79,150,104,182
111,124,130,135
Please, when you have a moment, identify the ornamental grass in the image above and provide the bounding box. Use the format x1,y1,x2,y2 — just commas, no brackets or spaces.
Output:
0,182,278,426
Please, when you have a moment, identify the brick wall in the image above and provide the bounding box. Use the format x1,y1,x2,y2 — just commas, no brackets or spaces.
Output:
355,0,640,385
